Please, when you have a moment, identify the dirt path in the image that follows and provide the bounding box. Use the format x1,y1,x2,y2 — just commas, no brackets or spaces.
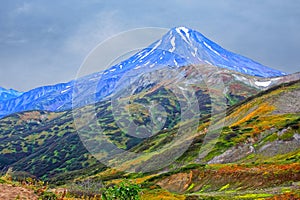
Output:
0,184,38,200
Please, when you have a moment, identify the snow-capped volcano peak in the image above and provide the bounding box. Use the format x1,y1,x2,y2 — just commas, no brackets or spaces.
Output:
0,26,288,119
98,26,286,78
173,26,192,44
139,26,286,77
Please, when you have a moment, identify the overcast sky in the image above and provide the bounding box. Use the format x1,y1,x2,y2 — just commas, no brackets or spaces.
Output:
0,0,299,91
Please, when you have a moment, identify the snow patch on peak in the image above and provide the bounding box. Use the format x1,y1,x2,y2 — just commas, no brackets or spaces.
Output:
177,26,190,34
169,37,176,52
140,39,162,61
61,88,70,94
152,39,162,50
191,47,198,57
203,41,220,56
255,80,272,87
175,27,190,44
204,60,212,65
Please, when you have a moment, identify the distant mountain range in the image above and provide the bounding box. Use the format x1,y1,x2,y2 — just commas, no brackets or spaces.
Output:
0,26,290,119
0,87,23,101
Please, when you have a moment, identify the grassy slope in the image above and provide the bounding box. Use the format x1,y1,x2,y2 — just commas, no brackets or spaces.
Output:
0,70,299,199
0,68,261,180
144,80,300,199
64,80,300,199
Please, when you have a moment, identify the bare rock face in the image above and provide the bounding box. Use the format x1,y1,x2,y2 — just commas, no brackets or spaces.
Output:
207,144,254,164
258,139,300,157
157,171,193,193
273,89,300,114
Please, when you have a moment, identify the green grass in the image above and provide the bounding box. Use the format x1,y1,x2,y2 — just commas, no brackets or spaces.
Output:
235,193,273,199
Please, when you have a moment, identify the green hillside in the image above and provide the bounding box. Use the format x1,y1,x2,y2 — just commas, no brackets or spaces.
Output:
61,79,300,199
0,66,262,179
0,69,299,199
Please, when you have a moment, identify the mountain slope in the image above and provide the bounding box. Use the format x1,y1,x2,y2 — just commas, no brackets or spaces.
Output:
0,26,288,119
0,71,299,200
67,79,299,199
108,79,300,172
144,26,286,77
42,78,299,199
0,64,258,177
0,66,298,180
0,87,23,101
139,80,300,197
132,79,300,165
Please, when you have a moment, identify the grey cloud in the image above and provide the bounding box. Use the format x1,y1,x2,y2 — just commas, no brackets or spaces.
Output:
0,0,299,91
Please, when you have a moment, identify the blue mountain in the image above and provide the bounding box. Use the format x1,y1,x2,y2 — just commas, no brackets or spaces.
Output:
0,26,287,118
0,87,23,101
154,27,286,77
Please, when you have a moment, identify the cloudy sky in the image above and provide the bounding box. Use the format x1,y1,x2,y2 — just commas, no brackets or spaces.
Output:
0,0,299,91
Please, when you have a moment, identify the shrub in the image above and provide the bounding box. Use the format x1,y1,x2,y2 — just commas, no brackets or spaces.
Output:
102,181,141,200
38,191,57,200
